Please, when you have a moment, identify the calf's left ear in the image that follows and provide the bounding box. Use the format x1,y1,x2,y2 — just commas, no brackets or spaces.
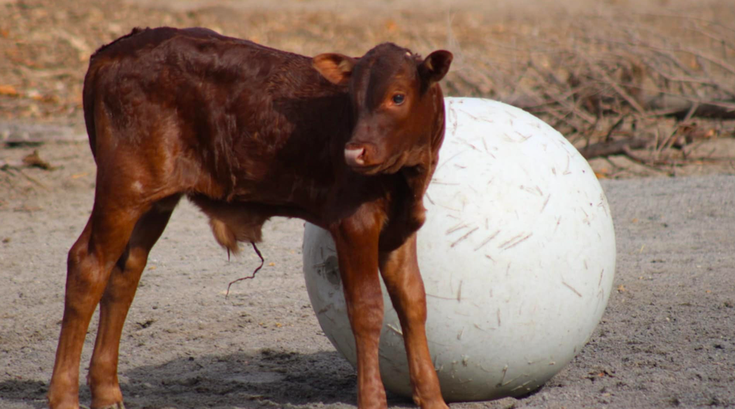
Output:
419,50,453,85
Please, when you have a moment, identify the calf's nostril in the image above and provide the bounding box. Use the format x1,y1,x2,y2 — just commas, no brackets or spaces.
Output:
345,147,366,166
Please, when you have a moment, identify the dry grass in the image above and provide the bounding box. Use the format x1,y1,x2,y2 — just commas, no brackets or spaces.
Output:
1,0,734,176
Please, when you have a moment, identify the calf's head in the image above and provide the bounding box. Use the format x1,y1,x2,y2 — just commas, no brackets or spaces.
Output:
313,43,453,175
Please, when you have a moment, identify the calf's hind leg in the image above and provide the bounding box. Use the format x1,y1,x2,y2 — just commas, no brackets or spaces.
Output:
87,195,180,409
48,199,148,409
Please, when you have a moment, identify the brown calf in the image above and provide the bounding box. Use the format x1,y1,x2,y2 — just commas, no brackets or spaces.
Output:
48,27,452,409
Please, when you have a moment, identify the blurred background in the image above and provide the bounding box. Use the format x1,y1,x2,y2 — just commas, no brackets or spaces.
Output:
1,0,734,177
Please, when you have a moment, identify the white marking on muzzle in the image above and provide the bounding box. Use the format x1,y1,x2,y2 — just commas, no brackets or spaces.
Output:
344,147,365,166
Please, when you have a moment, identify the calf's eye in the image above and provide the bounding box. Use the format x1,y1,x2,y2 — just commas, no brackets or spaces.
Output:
392,93,405,105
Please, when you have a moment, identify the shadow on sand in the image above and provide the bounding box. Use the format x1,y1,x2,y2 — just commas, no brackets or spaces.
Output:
2,349,421,408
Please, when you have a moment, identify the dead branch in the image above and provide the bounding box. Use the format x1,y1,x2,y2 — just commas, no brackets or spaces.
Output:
645,95,735,120
604,116,626,142
583,58,647,115
578,137,649,159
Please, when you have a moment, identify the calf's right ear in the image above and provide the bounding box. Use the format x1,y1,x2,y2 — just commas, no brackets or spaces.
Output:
313,53,357,86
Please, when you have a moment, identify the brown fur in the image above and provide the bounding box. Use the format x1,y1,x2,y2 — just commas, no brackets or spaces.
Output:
49,27,452,409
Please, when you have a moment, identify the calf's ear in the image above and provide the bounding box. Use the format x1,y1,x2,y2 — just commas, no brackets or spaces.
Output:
419,50,453,85
312,53,357,86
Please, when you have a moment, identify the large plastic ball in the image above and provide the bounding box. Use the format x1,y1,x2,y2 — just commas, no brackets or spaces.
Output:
302,98,616,402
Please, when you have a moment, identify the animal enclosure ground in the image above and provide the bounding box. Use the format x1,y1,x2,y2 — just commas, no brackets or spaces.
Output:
2,138,734,409
1,0,734,408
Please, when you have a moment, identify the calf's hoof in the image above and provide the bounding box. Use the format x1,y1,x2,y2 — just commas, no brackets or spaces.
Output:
414,397,449,409
92,403,125,409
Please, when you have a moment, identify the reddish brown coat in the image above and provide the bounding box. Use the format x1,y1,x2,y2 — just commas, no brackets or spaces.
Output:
49,27,452,409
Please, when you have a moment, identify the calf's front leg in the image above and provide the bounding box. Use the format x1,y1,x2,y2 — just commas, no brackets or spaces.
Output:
331,219,387,409
379,234,447,409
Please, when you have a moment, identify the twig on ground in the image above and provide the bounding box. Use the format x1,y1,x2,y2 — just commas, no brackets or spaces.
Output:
604,116,626,142
226,241,265,298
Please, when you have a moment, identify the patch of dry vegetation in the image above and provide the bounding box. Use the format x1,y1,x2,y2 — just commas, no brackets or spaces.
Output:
1,0,734,177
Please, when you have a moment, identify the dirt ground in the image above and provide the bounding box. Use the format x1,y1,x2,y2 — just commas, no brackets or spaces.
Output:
1,0,735,408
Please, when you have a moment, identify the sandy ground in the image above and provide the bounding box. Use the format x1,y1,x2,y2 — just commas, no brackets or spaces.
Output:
1,131,734,409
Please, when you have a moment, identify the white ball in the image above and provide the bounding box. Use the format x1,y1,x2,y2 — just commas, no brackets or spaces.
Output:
302,98,616,402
